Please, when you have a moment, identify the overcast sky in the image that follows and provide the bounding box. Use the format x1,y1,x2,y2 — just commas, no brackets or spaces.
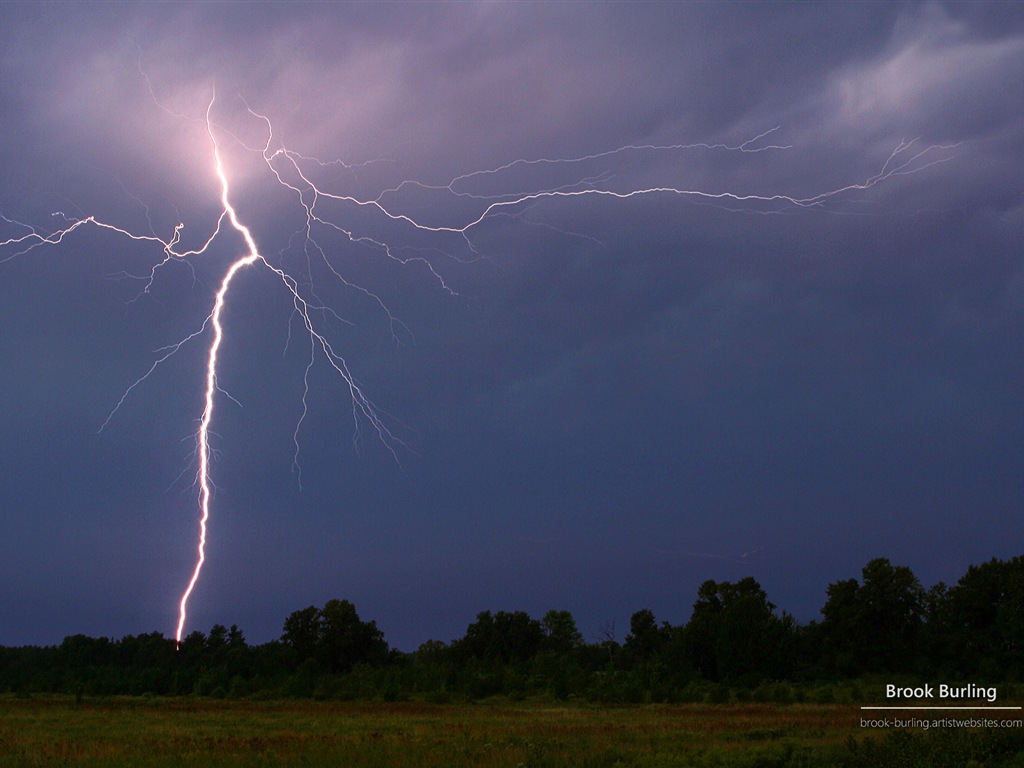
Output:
1,2,1022,650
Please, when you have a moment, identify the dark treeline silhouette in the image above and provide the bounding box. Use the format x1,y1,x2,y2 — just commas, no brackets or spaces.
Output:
2,556,1021,702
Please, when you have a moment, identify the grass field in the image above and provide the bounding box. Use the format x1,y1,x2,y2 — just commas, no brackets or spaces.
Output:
0,695,1021,767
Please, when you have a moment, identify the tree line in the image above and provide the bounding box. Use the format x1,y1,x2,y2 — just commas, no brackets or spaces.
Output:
1,555,1021,702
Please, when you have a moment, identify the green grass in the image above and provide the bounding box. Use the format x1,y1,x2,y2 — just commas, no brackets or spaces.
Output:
0,695,1020,767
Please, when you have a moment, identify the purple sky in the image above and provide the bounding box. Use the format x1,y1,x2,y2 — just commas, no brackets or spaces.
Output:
1,2,1023,650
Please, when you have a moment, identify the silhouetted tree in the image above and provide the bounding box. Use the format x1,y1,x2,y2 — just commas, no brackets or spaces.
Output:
820,558,925,674
456,610,544,664
820,577,860,675
281,605,321,663
937,556,1024,678
59,634,113,669
281,600,388,672
624,609,665,662
318,598,388,672
684,578,794,683
541,609,583,656
685,580,724,680
593,619,620,667
714,578,795,683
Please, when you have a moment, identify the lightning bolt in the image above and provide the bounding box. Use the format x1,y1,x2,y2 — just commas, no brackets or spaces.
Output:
0,74,957,645
176,95,406,644
177,95,261,645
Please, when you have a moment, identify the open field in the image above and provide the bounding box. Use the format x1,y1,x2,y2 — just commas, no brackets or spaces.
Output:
1,695,1022,767
0,696,846,767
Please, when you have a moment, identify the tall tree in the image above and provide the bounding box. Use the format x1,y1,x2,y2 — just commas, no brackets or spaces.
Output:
684,578,794,683
624,609,664,662
685,580,724,680
820,558,925,674
318,599,389,672
938,556,1024,677
281,600,389,671
541,609,583,656
281,605,321,662
716,578,795,684
457,610,544,664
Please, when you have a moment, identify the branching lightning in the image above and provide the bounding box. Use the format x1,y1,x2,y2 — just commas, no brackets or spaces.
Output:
0,72,957,644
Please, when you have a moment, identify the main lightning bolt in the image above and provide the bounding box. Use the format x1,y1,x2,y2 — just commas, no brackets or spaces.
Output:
177,96,262,644
0,78,957,645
